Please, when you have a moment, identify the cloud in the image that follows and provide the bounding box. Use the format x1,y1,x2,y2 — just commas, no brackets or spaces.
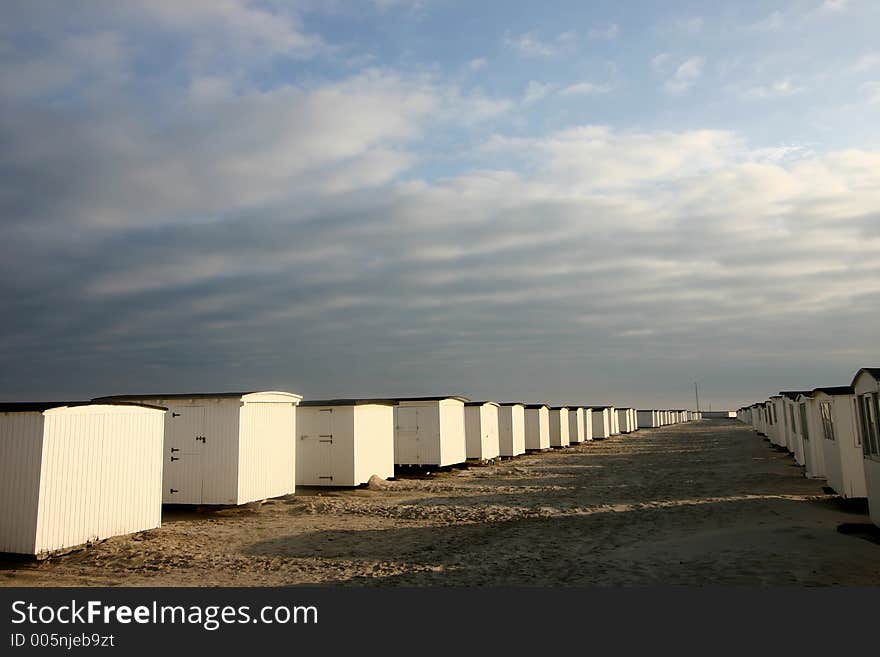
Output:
0,0,331,103
559,81,613,96
747,11,785,32
0,30,131,99
504,30,577,57
126,0,328,61
0,66,515,237
820,0,848,12
651,53,672,72
4,103,880,404
467,57,488,72
860,81,880,104
803,0,851,21
370,0,427,10
655,56,706,93
670,17,704,34
482,126,742,191
849,52,880,73
588,24,619,40
522,80,554,105
741,78,806,100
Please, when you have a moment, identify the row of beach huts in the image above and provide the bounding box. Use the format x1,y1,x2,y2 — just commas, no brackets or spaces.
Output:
0,392,700,557
737,367,880,530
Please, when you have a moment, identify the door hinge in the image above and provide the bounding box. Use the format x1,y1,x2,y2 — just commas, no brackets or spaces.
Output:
172,412,180,417
170,448,180,453
169,488,179,494
170,456,179,462
319,476,333,480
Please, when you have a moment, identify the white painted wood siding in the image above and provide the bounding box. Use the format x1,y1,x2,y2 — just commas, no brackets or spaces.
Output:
549,408,570,447
498,405,525,457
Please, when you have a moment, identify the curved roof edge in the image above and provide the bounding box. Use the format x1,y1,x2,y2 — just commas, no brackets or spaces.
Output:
1,401,167,413
393,396,469,403
811,385,855,396
851,367,880,386
300,398,396,407
94,391,301,403
240,391,303,403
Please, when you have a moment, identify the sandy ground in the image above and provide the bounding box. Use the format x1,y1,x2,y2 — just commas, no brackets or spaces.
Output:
3,419,880,587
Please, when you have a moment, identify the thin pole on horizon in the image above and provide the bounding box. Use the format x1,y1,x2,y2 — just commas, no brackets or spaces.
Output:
694,382,700,413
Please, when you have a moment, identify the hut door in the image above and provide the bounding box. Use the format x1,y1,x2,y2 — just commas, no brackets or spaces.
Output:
317,409,334,482
165,406,205,504
395,407,420,464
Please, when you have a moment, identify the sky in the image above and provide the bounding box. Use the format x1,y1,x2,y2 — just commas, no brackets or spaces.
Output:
1,0,879,410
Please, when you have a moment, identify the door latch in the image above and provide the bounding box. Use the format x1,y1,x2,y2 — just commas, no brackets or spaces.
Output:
196,435,206,443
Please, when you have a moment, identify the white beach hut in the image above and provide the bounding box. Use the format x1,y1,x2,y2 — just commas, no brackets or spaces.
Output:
630,408,639,431
94,391,301,505
549,406,571,447
616,408,627,433
0,402,166,556
763,403,775,439
582,406,594,441
609,406,620,435
780,392,810,465
761,401,775,444
498,403,526,457
811,386,865,499
796,392,826,480
616,408,635,434
296,399,395,487
768,396,786,448
524,403,551,450
637,410,659,428
749,404,763,435
567,407,586,444
393,396,468,467
759,403,771,436
464,401,501,461
591,406,612,439
851,369,880,526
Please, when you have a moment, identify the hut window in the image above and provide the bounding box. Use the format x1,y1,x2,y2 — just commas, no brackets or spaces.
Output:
858,394,880,458
872,394,880,456
819,402,835,441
